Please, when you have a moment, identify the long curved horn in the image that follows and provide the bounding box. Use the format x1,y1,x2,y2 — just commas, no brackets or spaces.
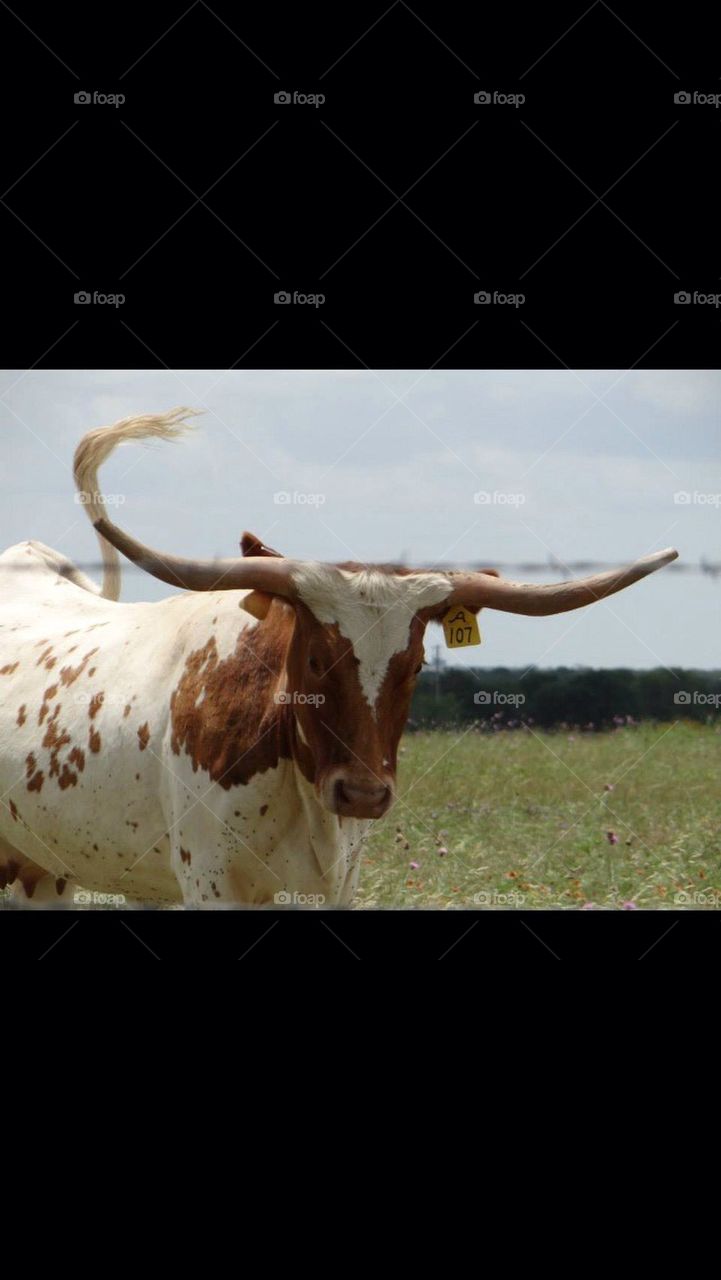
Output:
446,548,678,616
93,516,297,595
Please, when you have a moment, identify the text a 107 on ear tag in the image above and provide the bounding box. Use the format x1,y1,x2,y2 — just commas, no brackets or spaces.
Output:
442,606,482,648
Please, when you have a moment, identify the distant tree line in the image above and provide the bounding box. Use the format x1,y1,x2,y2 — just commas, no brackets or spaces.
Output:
409,667,721,730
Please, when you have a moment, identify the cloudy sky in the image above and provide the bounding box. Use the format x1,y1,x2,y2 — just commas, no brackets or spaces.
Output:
1,368,718,670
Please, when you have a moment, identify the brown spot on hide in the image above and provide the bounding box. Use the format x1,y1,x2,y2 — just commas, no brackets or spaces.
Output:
169,617,295,789
59,647,99,687
88,692,104,719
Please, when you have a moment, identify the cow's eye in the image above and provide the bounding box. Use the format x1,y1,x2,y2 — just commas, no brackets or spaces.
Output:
309,654,322,675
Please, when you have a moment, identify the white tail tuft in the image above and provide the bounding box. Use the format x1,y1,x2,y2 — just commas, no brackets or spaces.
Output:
73,407,201,600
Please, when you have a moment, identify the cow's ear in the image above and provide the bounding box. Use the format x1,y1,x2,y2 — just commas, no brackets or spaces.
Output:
240,531,284,558
450,570,502,614
240,590,274,620
421,571,502,623
446,568,501,616
422,600,482,623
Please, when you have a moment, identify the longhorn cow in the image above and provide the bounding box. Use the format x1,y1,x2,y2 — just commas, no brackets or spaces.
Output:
0,410,678,907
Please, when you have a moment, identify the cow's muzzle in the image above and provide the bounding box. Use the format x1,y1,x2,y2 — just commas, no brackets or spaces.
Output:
321,769,394,819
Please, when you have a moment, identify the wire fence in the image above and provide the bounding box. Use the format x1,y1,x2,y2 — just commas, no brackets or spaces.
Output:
1,558,719,577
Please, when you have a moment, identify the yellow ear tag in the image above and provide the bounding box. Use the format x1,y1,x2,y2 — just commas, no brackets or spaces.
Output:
442,606,482,648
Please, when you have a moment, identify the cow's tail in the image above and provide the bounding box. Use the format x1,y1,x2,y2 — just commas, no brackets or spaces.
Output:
73,407,201,600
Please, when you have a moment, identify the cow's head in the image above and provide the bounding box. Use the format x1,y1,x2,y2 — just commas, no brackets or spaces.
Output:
277,563,459,818
95,515,678,820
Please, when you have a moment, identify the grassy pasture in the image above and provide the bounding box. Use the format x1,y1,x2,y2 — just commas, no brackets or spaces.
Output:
355,722,721,910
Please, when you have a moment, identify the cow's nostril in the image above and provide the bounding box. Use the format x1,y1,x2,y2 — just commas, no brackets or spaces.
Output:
339,781,389,805
335,779,349,808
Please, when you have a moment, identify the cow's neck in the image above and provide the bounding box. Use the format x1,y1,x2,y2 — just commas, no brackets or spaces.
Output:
169,606,317,791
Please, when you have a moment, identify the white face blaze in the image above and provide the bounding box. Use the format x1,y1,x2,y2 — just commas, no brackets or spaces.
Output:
290,564,452,711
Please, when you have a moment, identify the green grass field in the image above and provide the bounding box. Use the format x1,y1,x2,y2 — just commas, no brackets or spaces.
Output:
355,722,721,910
